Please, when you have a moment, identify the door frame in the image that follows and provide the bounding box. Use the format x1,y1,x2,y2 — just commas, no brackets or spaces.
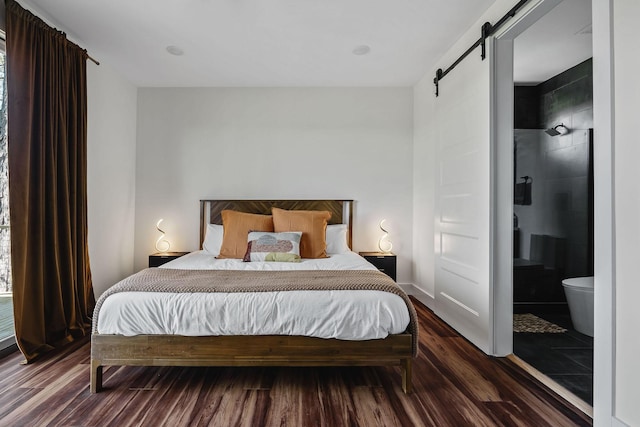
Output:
490,0,616,423
489,0,562,357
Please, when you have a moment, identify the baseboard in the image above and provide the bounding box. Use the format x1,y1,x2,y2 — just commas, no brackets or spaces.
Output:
0,342,18,360
399,283,434,309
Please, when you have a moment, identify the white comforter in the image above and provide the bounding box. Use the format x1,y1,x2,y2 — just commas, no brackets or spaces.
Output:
96,251,410,340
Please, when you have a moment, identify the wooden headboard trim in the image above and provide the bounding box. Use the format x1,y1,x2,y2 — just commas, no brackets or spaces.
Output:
199,200,353,250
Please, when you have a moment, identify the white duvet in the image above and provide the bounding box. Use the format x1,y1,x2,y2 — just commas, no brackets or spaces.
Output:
96,251,410,340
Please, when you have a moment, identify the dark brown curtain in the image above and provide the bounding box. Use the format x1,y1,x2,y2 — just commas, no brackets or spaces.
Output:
5,0,95,362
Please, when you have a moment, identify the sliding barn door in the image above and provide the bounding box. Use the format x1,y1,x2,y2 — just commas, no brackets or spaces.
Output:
433,46,493,354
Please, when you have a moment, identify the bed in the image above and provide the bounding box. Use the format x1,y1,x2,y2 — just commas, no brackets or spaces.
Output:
90,200,417,393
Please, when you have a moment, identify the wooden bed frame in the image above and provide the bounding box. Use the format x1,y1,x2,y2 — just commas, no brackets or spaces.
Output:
90,200,414,393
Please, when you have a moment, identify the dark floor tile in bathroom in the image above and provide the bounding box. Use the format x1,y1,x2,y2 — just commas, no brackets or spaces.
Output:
514,348,591,376
534,312,594,347
556,348,593,371
514,331,588,351
513,304,593,406
514,336,588,373
548,374,593,406
565,331,594,347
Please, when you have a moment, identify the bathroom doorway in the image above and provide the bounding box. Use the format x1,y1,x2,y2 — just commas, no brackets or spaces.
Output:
511,0,593,408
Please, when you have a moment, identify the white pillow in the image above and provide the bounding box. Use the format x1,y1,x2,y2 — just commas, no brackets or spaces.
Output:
202,224,224,256
206,223,349,256
326,224,350,254
243,231,302,262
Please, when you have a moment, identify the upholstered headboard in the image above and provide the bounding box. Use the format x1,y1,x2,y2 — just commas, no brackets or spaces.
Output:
199,199,354,249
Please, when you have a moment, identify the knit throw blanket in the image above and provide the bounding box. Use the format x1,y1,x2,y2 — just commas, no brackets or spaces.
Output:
92,268,418,356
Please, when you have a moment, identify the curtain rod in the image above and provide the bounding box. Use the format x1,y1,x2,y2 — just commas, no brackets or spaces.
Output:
86,54,100,66
433,0,530,97
61,33,100,66
1,25,99,66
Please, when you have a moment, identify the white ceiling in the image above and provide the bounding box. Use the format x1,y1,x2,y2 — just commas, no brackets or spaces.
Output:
23,0,497,87
514,0,592,84
20,0,592,88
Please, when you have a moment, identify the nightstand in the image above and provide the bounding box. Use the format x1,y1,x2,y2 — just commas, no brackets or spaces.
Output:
149,251,190,267
359,252,397,281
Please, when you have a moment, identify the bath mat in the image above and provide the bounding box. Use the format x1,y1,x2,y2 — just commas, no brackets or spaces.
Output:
513,313,567,333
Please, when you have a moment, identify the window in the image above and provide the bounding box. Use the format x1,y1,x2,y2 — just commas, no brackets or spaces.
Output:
0,34,15,352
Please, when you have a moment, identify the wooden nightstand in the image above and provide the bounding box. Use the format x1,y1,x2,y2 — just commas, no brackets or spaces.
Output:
149,251,190,267
359,252,397,281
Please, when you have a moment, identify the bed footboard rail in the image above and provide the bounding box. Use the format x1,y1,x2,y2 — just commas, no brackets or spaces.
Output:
90,333,413,394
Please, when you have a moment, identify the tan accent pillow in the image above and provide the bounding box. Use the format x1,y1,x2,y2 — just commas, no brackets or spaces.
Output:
217,210,274,259
272,208,331,259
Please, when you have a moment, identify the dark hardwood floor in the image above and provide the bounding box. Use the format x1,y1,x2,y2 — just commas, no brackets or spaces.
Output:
0,298,592,427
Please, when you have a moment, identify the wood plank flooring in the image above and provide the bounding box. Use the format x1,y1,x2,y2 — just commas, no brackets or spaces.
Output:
0,298,592,427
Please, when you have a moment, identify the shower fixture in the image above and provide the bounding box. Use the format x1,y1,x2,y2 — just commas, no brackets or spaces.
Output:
544,124,569,136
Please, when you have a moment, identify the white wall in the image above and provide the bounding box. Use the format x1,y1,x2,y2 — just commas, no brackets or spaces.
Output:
87,63,137,297
134,88,414,281
613,1,640,425
412,75,436,302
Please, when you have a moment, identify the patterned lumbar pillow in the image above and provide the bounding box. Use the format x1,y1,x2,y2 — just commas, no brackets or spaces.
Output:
243,231,303,262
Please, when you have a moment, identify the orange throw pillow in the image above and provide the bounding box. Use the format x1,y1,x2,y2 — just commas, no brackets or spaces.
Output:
217,210,274,259
272,208,331,259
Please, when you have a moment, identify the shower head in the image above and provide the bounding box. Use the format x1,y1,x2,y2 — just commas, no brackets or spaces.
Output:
545,124,569,136
545,127,561,136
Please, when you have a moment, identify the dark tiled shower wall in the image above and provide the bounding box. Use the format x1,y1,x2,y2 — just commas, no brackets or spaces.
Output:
515,58,592,132
514,58,593,279
539,59,593,132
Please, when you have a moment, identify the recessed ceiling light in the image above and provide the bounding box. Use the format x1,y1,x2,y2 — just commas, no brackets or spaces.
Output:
352,45,371,56
166,45,184,56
